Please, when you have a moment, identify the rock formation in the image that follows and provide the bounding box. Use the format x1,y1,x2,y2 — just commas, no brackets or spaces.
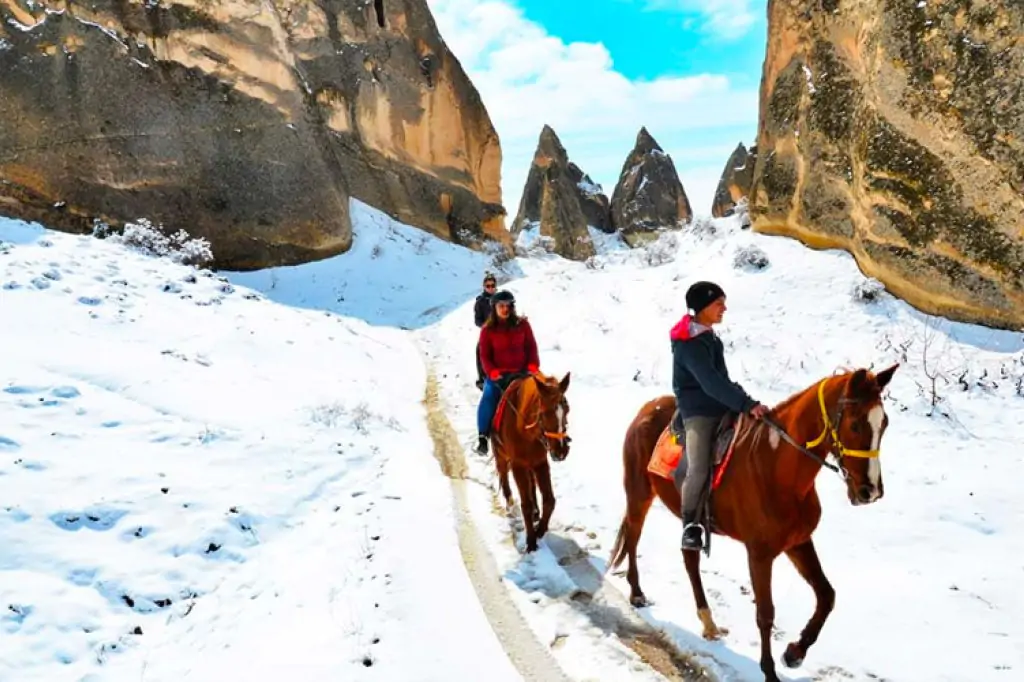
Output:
0,0,507,270
750,0,1024,330
610,127,692,246
566,162,613,234
712,142,757,221
511,125,605,260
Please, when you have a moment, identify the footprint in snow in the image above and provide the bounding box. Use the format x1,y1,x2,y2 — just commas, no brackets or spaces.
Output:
30,277,50,289
0,435,20,451
3,385,43,395
50,507,129,532
78,296,103,306
16,459,47,471
4,603,33,628
4,507,31,523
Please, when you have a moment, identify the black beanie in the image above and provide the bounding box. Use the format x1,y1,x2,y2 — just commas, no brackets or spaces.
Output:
686,281,726,315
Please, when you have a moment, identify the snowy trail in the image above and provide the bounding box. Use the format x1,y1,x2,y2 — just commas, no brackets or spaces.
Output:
418,342,721,682
423,369,572,682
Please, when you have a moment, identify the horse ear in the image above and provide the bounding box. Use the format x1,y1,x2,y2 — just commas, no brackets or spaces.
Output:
559,372,570,394
875,363,899,390
848,368,871,398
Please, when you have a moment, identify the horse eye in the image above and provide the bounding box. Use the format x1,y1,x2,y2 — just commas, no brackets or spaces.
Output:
850,423,861,434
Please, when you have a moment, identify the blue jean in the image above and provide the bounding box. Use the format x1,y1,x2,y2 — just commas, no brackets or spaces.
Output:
477,379,503,435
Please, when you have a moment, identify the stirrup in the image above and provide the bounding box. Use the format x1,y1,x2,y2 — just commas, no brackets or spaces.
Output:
681,522,704,549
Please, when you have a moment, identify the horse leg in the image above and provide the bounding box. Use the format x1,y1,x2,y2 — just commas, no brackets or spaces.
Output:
533,461,555,539
781,539,835,669
529,469,541,525
747,549,781,682
511,464,539,552
682,549,729,639
496,453,513,510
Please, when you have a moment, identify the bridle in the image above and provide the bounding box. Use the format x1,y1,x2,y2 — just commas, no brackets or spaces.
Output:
510,377,571,456
763,377,880,481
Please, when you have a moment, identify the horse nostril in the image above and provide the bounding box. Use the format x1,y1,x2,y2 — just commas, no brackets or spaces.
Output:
858,485,872,501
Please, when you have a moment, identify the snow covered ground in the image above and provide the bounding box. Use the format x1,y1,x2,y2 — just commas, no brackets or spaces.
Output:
2,199,1022,682
0,209,520,682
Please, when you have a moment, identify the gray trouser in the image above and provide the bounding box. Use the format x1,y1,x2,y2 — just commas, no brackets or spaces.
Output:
680,415,718,517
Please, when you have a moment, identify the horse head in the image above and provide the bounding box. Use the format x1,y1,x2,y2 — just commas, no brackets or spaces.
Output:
532,372,572,461
832,363,899,506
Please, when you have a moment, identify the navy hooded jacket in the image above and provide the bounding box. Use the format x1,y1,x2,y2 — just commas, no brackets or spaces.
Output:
670,314,757,419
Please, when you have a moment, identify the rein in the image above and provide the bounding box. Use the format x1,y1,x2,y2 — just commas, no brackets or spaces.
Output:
763,377,879,480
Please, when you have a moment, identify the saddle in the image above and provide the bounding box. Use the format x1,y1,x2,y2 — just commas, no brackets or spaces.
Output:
648,410,739,483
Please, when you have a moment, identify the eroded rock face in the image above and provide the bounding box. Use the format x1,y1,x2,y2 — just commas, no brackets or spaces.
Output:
610,127,692,246
750,0,1024,329
0,0,507,269
511,125,604,260
712,143,756,221
566,162,613,234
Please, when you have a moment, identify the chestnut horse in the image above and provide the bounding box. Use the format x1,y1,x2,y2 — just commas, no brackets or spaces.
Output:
491,371,572,552
608,365,898,682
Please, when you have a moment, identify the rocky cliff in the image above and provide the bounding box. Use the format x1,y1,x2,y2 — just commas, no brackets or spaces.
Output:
750,0,1024,330
0,0,507,269
610,127,692,246
712,142,756,221
511,125,607,260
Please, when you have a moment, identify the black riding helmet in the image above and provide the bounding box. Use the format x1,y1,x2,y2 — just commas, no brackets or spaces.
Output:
490,289,515,305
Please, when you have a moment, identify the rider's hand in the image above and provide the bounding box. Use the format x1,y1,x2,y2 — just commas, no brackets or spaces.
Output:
749,403,769,420
488,370,502,381
527,363,539,375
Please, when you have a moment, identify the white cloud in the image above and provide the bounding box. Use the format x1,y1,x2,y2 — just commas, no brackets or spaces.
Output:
642,0,760,41
428,0,758,219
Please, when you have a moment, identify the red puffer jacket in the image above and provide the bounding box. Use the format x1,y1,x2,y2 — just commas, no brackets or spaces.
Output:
479,319,540,378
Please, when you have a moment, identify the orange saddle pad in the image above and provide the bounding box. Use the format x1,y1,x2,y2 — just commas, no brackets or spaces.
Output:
647,427,682,480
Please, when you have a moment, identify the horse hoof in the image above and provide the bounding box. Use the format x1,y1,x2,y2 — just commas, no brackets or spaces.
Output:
525,540,538,553
629,594,649,608
701,626,728,641
698,608,729,640
782,643,804,668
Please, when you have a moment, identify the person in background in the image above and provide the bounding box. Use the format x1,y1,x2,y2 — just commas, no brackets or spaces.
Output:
473,273,497,390
475,289,540,454
670,281,768,552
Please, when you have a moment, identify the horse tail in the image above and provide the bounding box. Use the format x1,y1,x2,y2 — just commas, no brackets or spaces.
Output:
606,515,631,573
607,394,675,574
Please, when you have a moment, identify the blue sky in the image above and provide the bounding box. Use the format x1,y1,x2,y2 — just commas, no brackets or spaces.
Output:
428,0,767,217
512,0,766,85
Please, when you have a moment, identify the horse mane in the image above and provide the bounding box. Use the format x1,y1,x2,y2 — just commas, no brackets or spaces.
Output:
771,364,895,418
770,367,859,413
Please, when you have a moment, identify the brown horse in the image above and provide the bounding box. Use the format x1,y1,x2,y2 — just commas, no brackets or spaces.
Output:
608,365,899,682
491,371,572,552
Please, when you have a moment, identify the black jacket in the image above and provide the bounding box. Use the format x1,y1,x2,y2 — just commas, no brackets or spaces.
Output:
474,291,492,328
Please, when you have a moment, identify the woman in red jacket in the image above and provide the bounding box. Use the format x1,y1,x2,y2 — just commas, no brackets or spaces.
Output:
476,289,540,453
